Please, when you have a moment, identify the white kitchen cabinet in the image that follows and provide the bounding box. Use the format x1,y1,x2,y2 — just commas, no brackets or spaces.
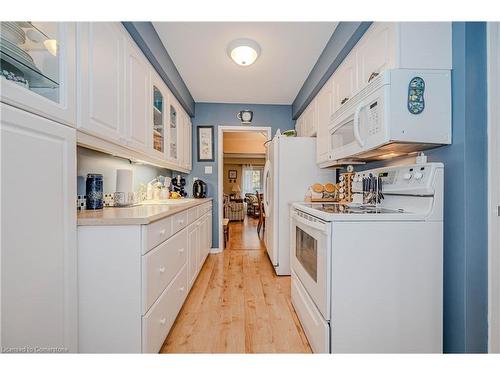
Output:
125,38,150,154
76,22,193,173
188,221,200,288
333,53,356,113
355,22,396,91
78,200,212,353
168,96,180,164
304,99,317,137
1,103,77,352
316,77,333,164
151,72,168,159
77,22,125,143
0,22,77,127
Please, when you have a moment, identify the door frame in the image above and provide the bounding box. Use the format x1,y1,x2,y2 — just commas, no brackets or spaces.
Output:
217,125,272,251
488,22,500,353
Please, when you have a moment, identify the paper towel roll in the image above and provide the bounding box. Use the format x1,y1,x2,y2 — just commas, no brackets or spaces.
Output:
116,169,133,193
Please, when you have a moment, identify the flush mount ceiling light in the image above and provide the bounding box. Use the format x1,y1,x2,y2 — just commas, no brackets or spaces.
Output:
227,38,261,66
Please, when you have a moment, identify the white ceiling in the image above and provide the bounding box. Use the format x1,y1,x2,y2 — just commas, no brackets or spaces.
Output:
153,22,337,105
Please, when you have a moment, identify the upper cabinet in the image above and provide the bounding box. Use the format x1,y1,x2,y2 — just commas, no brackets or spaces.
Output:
316,77,333,164
77,22,125,143
169,97,179,163
332,53,356,114
125,38,150,154
0,22,76,127
76,22,192,173
151,73,168,159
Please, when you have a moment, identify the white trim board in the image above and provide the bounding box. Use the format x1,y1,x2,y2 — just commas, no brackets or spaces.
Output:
217,126,272,250
487,22,500,353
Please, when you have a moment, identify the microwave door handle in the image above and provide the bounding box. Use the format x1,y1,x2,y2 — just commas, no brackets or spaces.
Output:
353,103,365,147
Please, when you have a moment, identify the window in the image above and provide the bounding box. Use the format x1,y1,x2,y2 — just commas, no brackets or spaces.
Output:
242,165,264,195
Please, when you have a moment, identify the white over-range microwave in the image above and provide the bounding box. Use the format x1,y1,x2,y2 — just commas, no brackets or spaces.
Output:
325,69,451,165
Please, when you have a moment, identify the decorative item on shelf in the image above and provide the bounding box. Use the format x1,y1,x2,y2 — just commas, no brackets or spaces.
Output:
237,110,253,124
85,174,103,210
197,126,214,162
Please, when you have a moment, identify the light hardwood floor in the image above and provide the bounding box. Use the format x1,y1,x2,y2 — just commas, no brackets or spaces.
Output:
160,217,312,353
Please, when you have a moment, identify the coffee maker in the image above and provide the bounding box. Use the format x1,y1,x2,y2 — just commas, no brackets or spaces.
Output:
171,175,187,197
193,179,207,198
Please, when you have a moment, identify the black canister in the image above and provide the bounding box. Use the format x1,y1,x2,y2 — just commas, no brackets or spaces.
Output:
86,173,103,209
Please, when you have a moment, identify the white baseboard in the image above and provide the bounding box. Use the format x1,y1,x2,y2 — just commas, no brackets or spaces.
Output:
210,247,223,254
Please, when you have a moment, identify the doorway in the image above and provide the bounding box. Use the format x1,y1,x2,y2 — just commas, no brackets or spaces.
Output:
488,22,500,353
217,126,272,251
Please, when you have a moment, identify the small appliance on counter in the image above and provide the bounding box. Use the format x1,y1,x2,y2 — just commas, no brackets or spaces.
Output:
193,178,207,198
171,174,187,198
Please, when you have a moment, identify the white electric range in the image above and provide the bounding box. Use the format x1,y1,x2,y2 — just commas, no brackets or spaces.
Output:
290,162,444,353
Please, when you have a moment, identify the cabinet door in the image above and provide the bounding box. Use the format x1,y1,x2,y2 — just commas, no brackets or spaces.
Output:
316,78,333,164
188,223,200,288
1,103,77,352
355,22,395,91
0,22,76,127
77,22,125,143
125,39,150,153
168,97,179,163
186,116,193,170
303,100,316,137
333,53,356,113
200,217,208,267
151,72,168,159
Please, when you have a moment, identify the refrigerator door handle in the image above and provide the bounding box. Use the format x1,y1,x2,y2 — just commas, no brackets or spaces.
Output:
263,160,271,217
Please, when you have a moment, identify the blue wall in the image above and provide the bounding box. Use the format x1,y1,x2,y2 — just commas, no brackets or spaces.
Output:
292,22,372,119
190,103,295,248
357,22,488,353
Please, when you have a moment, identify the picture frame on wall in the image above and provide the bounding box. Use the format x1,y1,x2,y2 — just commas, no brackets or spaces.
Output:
228,170,237,180
197,126,215,162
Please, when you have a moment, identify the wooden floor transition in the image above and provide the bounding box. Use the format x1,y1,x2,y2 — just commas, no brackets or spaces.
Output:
160,216,312,353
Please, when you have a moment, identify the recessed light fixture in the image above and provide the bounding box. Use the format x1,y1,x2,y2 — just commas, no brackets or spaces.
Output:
227,38,261,66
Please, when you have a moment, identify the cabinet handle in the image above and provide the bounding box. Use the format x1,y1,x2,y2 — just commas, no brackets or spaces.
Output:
159,229,166,236
178,219,184,225
340,97,349,105
178,248,185,253
159,318,166,325
179,287,185,293
159,266,165,273
368,72,379,83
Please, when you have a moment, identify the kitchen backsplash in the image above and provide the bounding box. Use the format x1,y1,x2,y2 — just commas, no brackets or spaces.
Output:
77,146,173,195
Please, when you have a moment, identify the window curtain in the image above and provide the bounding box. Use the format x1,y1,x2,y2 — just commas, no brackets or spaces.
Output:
242,164,264,195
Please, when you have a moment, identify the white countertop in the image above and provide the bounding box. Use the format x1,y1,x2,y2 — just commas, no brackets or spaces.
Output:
77,198,213,226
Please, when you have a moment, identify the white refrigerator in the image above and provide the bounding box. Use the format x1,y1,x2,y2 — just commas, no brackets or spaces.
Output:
263,135,334,275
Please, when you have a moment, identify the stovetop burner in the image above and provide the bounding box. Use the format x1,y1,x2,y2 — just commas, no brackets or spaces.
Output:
300,203,404,214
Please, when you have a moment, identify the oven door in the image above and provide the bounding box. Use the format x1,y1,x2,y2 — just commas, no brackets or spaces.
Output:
290,210,331,320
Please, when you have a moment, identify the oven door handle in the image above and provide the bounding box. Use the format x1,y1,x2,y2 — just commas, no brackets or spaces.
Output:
292,212,328,234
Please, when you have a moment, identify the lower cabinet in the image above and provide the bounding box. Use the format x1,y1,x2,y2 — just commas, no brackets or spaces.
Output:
77,201,212,353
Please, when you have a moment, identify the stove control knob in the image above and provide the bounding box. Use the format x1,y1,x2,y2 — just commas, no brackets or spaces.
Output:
403,173,413,181
414,172,424,180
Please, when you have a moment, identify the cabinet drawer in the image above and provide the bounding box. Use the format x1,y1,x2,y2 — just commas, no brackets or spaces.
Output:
142,264,188,353
144,216,172,253
187,206,199,225
142,228,187,313
171,211,188,234
291,274,329,353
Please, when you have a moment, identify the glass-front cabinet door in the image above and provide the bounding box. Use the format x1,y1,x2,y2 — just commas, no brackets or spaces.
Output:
169,100,178,162
0,22,76,126
152,83,166,157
